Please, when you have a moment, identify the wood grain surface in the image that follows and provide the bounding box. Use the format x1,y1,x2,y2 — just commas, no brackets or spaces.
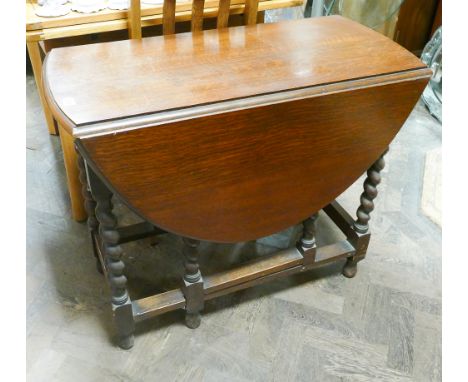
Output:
44,16,426,128
80,77,429,242
44,16,430,242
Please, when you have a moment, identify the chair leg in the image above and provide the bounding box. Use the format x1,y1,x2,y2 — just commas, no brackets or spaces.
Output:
90,169,135,349
58,124,87,222
26,41,58,135
182,238,204,329
343,148,388,278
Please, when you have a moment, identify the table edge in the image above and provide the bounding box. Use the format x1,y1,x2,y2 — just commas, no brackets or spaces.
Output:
44,66,432,139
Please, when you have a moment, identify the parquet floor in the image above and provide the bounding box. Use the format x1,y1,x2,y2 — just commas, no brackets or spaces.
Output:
26,16,441,382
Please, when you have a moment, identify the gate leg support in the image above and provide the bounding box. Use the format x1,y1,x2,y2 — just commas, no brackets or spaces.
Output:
182,238,204,329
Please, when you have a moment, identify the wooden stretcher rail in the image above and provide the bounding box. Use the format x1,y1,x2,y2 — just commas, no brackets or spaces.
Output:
130,238,356,323
133,290,186,322
203,248,304,294
92,198,362,326
205,266,303,300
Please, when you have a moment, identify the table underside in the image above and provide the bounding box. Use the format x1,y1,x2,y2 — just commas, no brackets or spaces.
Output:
78,146,387,349
95,201,364,323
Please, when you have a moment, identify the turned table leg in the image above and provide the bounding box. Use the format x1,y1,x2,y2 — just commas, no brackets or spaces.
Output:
182,238,204,329
90,169,135,349
343,149,388,278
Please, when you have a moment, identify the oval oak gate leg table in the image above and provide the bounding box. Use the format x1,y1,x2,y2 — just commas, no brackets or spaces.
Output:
43,16,431,349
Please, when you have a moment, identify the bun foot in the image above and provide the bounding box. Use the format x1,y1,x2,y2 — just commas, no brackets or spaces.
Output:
118,334,134,350
185,312,201,329
342,259,358,278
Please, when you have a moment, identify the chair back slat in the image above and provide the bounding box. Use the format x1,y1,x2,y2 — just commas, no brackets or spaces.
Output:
129,0,142,39
217,0,231,29
129,0,260,39
191,0,206,32
163,0,176,35
244,0,260,26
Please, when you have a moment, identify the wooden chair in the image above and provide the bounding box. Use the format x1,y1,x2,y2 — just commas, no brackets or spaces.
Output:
128,0,261,39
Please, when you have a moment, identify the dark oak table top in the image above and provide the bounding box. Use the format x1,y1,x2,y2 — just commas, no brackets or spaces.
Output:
44,16,426,134
44,16,431,242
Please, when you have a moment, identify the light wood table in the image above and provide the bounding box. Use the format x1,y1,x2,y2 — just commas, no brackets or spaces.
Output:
43,16,430,348
26,0,303,221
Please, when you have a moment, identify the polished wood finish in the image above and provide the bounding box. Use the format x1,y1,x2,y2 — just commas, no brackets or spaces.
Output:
44,17,430,243
26,0,297,130
44,17,426,128
79,77,427,243
30,0,282,221
26,0,295,137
